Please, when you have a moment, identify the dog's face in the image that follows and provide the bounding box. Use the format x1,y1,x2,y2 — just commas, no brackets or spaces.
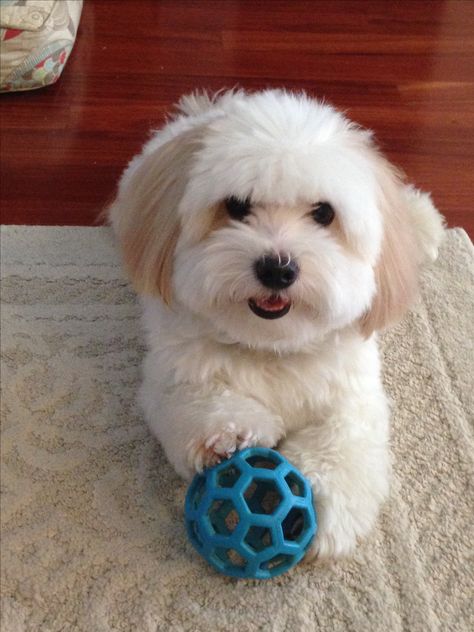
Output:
173,192,379,351
112,91,418,351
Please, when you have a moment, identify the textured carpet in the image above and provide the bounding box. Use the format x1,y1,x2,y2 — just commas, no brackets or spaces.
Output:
1,226,473,632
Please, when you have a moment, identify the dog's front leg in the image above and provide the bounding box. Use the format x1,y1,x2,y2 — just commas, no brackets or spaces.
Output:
140,380,285,480
279,389,390,559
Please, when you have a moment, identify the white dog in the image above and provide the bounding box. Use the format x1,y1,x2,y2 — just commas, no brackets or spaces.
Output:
109,89,444,559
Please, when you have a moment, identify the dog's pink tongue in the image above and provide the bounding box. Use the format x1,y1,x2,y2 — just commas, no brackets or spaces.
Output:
255,295,290,311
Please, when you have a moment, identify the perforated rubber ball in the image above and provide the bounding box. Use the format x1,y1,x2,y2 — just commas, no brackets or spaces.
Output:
184,447,317,579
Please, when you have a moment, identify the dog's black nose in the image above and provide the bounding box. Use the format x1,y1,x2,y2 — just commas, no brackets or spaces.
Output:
254,254,299,290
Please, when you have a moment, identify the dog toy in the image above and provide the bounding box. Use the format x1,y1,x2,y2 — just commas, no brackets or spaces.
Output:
184,447,317,579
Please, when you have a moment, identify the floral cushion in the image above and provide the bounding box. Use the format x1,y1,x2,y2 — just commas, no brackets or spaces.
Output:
0,0,83,92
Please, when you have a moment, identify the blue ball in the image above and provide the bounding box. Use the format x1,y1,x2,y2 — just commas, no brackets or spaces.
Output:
184,447,317,579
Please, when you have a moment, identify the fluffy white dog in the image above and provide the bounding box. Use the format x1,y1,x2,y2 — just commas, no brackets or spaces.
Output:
109,89,445,559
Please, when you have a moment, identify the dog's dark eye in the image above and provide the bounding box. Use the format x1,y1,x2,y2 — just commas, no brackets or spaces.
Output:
311,202,335,226
225,196,252,221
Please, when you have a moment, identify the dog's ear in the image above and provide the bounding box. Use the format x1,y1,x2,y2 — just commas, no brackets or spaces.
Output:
109,128,203,303
360,155,419,336
403,185,445,264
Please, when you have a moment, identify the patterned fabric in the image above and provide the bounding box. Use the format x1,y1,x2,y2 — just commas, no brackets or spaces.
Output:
0,0,83,92
0,226,473,631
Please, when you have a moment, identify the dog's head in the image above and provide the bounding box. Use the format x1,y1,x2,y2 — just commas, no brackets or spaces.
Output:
110,90,431,351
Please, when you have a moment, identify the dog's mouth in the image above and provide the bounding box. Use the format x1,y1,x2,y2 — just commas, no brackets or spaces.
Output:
248,295,292,320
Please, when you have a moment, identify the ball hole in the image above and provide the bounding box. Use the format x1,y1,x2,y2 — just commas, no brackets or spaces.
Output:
227,548,247,568
246,455,279,470
208,499,239,535
282,507,306,542
244,526,273,552
284,472,305,497
211,547,247,572
244,480,282,515
217,464,241,488
190,475,206,510
260,554,293,571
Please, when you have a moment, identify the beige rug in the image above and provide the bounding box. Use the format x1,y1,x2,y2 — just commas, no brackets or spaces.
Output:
1,226,473,632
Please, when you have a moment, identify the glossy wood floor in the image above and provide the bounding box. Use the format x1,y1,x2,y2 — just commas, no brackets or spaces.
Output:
1,0,473,237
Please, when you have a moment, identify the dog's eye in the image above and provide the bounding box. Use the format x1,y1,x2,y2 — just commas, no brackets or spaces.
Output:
311,202,335,226
225,196,252,221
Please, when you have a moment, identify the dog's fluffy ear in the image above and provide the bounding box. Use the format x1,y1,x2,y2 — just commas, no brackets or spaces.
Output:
109,128,203,303
360,156,420,336
403,185,446,264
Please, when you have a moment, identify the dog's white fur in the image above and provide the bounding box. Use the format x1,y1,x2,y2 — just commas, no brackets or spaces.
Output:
109,90,445,559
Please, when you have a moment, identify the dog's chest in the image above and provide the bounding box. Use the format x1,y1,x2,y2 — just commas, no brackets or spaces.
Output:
217,346,338,429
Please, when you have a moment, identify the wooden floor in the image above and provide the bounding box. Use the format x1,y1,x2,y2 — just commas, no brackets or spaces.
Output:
1,0,473,237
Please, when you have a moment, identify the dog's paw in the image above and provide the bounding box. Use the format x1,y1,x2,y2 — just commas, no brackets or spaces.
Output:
304,490,383,562
279,426,389,563
305,505,358,561
181,394,284,475
187,423,260,472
